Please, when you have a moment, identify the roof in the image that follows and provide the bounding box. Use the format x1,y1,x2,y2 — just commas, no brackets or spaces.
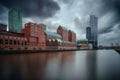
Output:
56,39,63,42
45,31,62,38
60,26,67,30
39,24,46,27
0,30,24,35
47,39,63,42
77,39,88,42
69,30,75,34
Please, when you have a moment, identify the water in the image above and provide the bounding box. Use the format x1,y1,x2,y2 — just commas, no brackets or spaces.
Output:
0,50,120,80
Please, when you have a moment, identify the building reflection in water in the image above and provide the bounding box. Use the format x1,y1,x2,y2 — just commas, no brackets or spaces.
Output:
85,50,97,80
0,51,97,80
1,50,120,80
44,51,76,80
0,53,48,80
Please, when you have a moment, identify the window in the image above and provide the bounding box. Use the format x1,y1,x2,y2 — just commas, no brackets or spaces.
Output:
0,39,3,44
22,42,24,45
5,40,8,44
18,40,20,45
14,40,16,45
25,41,27,45
9,40,12,44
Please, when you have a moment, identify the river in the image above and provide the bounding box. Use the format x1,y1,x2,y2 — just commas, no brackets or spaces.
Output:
0,50,120,80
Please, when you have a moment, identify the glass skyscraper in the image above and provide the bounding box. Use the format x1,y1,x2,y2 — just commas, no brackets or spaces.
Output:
8,9,22,33
86,27,91,42
90,15,98,48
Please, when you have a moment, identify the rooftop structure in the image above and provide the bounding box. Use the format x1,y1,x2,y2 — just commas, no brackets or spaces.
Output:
45,31,62,38
60,25,68,30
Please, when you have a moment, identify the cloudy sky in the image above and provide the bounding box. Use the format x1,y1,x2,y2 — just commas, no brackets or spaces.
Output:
0,0,120,46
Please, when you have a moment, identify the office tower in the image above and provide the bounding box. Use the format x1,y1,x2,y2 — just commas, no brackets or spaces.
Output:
86,27,91,42
8,9,22,33
90,15,98,48
0,23,7,31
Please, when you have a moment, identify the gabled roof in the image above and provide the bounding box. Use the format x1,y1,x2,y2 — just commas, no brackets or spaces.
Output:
69,30,75,34
39,24,46,27
45,31,62,38
59,25,67,30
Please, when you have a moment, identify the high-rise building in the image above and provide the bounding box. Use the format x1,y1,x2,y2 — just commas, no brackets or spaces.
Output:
86,27,91,42
8,9,22,33
90,15,98,48
0,23,7,31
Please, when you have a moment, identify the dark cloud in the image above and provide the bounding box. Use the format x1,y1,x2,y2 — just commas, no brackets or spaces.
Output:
100,0,120,23
118,25,120,29
101,0,120,13
99,26,113,34
0,0,60,18
0,5,6,14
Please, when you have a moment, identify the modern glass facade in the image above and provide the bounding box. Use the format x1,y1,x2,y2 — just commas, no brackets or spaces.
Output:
8,9,22,33
90,15,98,48
86,27,91,42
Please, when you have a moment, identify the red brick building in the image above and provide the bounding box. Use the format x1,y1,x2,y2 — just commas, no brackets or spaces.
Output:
44,31,63,49
57,25,69,41
0,22,77,50
45,31,62,40
57,25,76,49
68,30,76,42
0,30,27,50
22,22,46,50
43,25,77,49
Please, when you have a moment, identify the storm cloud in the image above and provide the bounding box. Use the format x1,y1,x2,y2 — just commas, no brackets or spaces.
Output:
0,0,60,18
0,0,120,46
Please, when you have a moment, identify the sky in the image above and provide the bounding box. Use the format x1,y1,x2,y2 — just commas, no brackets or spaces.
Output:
0,0,120,46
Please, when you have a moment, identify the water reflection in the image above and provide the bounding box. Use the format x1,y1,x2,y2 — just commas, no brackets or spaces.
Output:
0,50,120,80
86,50,97,80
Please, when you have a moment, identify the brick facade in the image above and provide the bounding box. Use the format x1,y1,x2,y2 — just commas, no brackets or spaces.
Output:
68,30,76,42
57,25,69,41
22,22,46,50
0,30,27,50
0,22,77,50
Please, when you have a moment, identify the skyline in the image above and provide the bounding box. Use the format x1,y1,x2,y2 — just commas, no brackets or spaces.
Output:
0,0,120,46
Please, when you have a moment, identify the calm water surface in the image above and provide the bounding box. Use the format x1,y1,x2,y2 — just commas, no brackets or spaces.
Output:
0,50,120,80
